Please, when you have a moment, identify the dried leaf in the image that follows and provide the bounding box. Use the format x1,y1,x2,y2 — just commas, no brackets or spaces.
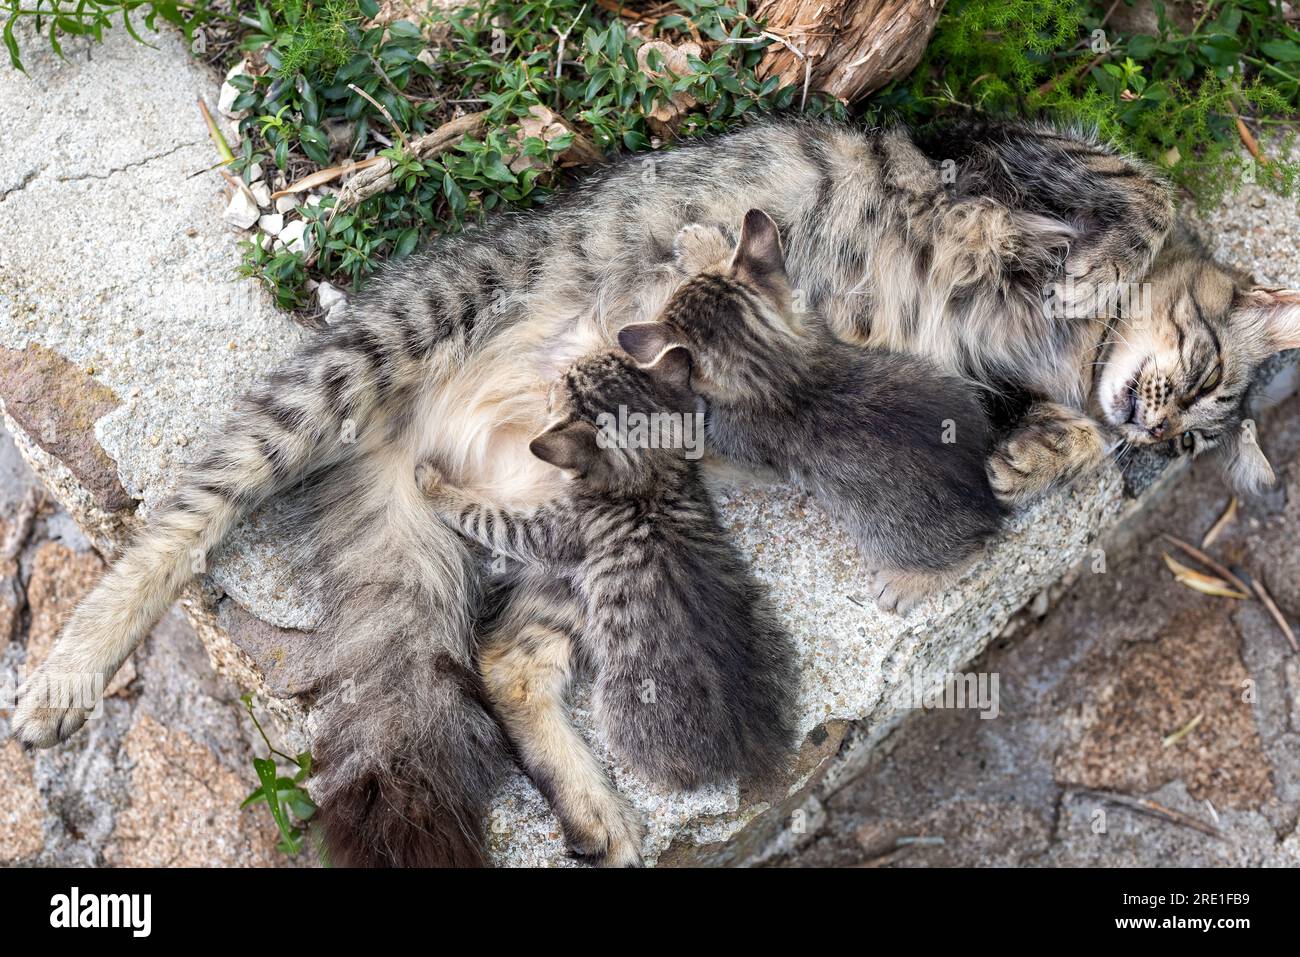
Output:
1201,497,1238,549
1161,553,1249,599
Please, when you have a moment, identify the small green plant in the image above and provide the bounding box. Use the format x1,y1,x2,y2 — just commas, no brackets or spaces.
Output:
240,694,317,856
874,0,1300,202
220,0,842,307
2,0,250,70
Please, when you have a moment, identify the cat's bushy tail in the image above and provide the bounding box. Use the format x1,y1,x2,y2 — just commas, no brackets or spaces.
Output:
303,453,507,867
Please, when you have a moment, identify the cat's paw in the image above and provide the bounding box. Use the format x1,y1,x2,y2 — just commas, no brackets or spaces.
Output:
11,665,96,748
673,222,731,275
414,461,445,497
988,404,1105,506
562,796,644,868
865,567,946,616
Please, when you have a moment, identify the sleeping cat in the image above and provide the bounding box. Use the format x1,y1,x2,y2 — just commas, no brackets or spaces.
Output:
419,348,797,866
621,208,1001,612
17,117,1300,868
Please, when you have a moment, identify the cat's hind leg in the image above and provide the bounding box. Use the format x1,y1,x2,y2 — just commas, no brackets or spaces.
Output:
480,586,643,867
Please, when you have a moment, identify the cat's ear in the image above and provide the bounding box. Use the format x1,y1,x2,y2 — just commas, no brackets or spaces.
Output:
730,208,786,283
1238,287,1300,352
644,345,693,392
1218,422,1276,495
618,322,674,364
529,421,598,474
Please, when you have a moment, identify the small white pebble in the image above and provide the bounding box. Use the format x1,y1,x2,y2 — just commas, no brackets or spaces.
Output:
222,189,259,230
258,213,284,237
278,219,310,255
275,194,299,214
317,281,347,312
251,182,272,208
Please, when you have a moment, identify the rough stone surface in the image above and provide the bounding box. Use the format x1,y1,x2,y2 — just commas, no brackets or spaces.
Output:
2,22,1296,867
0,344,134,513
103,713,284,868
0,424,298,867
0,740,46,862
786,391,1300,868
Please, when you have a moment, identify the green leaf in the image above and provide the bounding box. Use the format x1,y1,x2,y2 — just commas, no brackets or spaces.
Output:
3,13,23,72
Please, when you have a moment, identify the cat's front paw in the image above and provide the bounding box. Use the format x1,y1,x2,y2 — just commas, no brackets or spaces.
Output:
562,795,645,868
673,222,731,275
988,404,1105,506
11,664,96,748
865,567,945,616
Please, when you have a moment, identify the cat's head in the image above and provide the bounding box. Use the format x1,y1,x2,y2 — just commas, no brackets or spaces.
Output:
1091,227,1300,493
618,209,807,403
528,348,701,491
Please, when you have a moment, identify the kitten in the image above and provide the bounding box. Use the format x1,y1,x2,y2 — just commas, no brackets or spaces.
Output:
417,349,798,864
618,209,1002,612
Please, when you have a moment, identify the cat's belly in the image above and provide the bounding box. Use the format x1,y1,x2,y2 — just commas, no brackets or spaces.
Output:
417,306,612,506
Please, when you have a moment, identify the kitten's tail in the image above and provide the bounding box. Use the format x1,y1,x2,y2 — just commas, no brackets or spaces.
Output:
12,317,405,747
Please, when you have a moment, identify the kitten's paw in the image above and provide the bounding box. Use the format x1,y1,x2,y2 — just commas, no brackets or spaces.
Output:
414,461,445,497
562,796,644,868
988,405,1105,506
673,222,731,275
865,567,946,616
11,666,95,748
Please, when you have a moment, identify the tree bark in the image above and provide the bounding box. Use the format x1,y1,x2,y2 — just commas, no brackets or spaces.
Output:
755,0,946,104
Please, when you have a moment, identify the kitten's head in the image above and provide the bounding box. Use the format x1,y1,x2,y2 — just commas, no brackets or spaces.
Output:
528,349,700,491
1091,227,1300,493
618,209,807,403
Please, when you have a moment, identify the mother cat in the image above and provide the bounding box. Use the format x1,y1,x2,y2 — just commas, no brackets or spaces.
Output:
14,117,1300,866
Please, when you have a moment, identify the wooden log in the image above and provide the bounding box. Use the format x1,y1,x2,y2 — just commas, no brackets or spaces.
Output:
754,0,947,104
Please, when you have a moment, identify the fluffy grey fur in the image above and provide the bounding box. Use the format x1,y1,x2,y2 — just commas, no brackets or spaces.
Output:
621,209,1001,611
16,116,1300,868
422,349,796,864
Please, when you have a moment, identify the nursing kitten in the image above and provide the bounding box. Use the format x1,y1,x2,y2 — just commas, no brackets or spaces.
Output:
22,117,1300,867
619,209,1002,612
418,349,797,864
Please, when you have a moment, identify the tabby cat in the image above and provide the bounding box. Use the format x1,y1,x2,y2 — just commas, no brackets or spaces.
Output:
16,117,1300,868
420,348,796,866
621,208,1001,612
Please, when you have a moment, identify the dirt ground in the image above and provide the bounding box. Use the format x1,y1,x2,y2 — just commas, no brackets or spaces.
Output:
785,393,1300,868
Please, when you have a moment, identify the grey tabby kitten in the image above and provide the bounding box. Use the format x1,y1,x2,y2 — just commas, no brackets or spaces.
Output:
419,348,796,865
621,208,1001,612
19,117,1300,868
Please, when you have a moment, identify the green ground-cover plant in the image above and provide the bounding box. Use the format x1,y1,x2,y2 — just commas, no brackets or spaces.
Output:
240,694,318,857
5,0,1297,307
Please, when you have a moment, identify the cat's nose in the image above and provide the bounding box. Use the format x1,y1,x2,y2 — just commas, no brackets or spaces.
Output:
1148,417,1169,439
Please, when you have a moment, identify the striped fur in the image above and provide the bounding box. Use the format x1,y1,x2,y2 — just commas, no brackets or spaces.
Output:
420,351,796,865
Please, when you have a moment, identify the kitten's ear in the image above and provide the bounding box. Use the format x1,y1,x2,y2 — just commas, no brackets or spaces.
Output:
1218,423,1276,495
730,208,786,283
644,345,692,392
1238,287,1300,352
529,421,598,474
618,322,673,364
